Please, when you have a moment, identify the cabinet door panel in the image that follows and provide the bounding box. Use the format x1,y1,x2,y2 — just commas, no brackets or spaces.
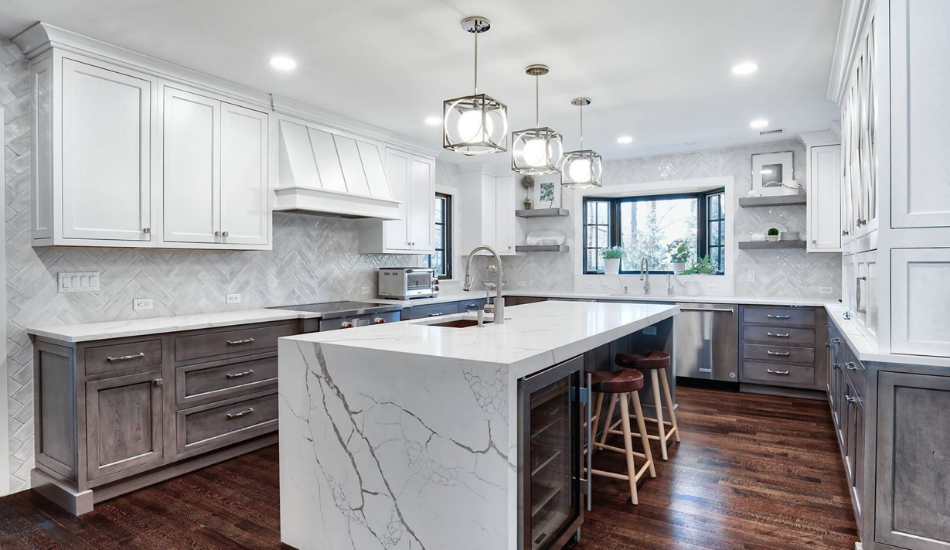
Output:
220,103,268,245
891,248,950,356
163,87,219,243
383,149,410,250
809,145,841,251
62,59,151,241
494,175,516,254
86,371,163,481
408,156,434,251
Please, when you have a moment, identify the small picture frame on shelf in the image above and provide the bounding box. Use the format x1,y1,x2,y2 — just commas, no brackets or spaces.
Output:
751,151,794,196
536,181,560,209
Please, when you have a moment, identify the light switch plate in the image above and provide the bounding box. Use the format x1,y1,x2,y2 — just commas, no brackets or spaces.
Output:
706,283,720,293
585,281,595,290
747,271,756,282
226,293,241,304
58,272,100,293
517,280,526,287
819,287,834,295
133,298,153,311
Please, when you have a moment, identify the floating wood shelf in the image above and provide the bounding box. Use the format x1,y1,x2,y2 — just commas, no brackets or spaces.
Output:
515,245,569,252
738,240,807,250
516,208,570,218
738,195,807,207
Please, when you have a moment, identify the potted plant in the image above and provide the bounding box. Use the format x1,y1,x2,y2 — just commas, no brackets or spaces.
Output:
767,227,780,242
668,239,689,274
681,254,717,295
520,176,535,209
601,246,624,275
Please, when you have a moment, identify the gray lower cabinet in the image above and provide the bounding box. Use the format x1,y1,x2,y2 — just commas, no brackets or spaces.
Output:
31,319,296,515
739,305,828,392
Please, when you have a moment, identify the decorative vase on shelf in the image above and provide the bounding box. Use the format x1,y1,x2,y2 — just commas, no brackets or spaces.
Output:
604,258,621,275
672,262,686,275
523,202,532,210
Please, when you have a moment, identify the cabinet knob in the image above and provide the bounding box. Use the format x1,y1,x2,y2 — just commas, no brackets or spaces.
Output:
143,227,150,234
153,379,163,386
215,231,221,237
222,231,229,237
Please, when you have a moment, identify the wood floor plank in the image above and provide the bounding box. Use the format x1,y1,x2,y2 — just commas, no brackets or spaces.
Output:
0,387,857,550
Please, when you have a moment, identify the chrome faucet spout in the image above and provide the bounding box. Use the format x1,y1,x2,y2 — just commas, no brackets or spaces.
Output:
640,258,651,294
462,245,505,324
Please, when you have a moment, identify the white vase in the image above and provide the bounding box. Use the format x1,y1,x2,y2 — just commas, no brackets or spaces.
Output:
604,258,621,275
672,262,686,275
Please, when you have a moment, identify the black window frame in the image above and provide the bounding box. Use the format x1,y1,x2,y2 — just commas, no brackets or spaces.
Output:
425,192,452,279
582,188,725,275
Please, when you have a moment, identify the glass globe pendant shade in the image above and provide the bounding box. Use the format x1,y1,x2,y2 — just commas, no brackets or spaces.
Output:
511,127,563,175
561,150,603,188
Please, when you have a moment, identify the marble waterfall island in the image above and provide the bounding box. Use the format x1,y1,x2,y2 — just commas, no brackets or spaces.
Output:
278,300,679,550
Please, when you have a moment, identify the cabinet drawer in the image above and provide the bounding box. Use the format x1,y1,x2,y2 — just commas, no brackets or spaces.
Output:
176,354,278,408
742,307,816,327
84,339,163,376
407,302,460,320
174,323,295,363
456,298,488,312
176,390,277,458
742,326,815,346
742,362,816,386
743,343,816,364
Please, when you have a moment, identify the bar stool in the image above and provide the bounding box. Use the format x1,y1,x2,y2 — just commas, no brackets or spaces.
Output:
614,351,679,460
587,368,655,505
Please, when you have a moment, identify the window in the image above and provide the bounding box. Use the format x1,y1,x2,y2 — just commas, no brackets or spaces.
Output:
425,192,452,279
582,188,725,274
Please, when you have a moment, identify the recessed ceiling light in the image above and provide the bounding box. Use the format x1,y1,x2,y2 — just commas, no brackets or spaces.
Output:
617,136,633,144
424,116,442,126
270,56,297,71
732,62,759,76
750,119,769,129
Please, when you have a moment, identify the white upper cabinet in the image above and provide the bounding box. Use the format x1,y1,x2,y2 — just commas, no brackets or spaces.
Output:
801,136,842,253
163,87,219,244
32,55,155,246
359,147,435,254
163,87,270,247
494,175,517,254
459,168,518,256
890,0,950,228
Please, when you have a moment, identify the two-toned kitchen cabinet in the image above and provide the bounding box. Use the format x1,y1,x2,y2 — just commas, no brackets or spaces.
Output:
27,45,272,250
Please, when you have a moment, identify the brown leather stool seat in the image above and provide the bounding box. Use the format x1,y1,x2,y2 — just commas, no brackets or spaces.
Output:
615,351,671,370
590,368,644,393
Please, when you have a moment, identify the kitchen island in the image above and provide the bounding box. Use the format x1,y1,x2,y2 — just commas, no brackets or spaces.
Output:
278,300,679,550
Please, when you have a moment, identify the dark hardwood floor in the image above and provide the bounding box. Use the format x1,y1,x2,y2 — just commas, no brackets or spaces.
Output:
0,387,858,550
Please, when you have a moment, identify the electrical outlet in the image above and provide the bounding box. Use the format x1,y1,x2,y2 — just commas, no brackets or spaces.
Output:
361,286,371,295
642,326,657,336
706,283,720,293
226,293,241,304
585,281,595,290
517,280,526,287
819,287,834,295
133,298,153,311
747,271,756,283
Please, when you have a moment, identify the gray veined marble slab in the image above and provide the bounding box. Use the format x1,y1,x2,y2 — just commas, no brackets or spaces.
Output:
278,301,679,550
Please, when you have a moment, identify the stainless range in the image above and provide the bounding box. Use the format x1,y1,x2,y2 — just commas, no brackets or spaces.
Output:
270,301,403,333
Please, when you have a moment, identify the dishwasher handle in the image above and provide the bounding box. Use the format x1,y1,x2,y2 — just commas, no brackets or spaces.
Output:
678,307,735,314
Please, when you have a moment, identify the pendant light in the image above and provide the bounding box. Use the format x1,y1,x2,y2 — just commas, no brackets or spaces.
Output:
560,98,603,188
443,16,508,156
511,64,563,175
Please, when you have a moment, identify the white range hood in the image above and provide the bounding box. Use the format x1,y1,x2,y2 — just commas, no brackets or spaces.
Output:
275,119,401,219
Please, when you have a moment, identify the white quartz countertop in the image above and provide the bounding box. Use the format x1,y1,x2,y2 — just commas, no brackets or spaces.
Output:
826,305,950,368
28,309,307,343
373,290,837,308
284,300,679,378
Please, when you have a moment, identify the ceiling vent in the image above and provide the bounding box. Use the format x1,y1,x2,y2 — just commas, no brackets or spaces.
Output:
759,128,786,136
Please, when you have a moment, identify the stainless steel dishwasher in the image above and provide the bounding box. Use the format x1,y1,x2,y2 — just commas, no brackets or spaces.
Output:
674,302,738,382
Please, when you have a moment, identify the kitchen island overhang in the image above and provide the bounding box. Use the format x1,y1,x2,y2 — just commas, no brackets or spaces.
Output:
278,301,679,550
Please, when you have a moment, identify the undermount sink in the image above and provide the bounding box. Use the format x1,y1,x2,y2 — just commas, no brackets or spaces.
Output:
427,319,492,328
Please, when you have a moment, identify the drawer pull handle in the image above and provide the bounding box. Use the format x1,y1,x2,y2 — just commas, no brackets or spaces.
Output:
766,351,790,356
767,314,790,319
107,352,145,362
767,333,790,338
154,378,163,386
226,408,255,419
226,369,254,379
845,362,858,371
845,396,856,404
767,369,790,375
427,312,444,317
227,338,255,345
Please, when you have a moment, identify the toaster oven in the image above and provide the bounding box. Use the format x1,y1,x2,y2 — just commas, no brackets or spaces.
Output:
378,268,438,300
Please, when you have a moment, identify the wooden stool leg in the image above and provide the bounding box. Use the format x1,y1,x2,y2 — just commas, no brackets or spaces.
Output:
651,370,668,460
660,368,680,443
618,393,638,505
590,392,605,454
631,391,655,478
598,394,618,448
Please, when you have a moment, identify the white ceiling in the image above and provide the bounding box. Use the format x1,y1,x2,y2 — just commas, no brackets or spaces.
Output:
0,0,843,164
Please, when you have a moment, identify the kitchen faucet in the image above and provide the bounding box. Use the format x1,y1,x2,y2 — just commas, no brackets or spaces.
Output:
640,258,651,294
667,274,675,295
463,245,505,325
